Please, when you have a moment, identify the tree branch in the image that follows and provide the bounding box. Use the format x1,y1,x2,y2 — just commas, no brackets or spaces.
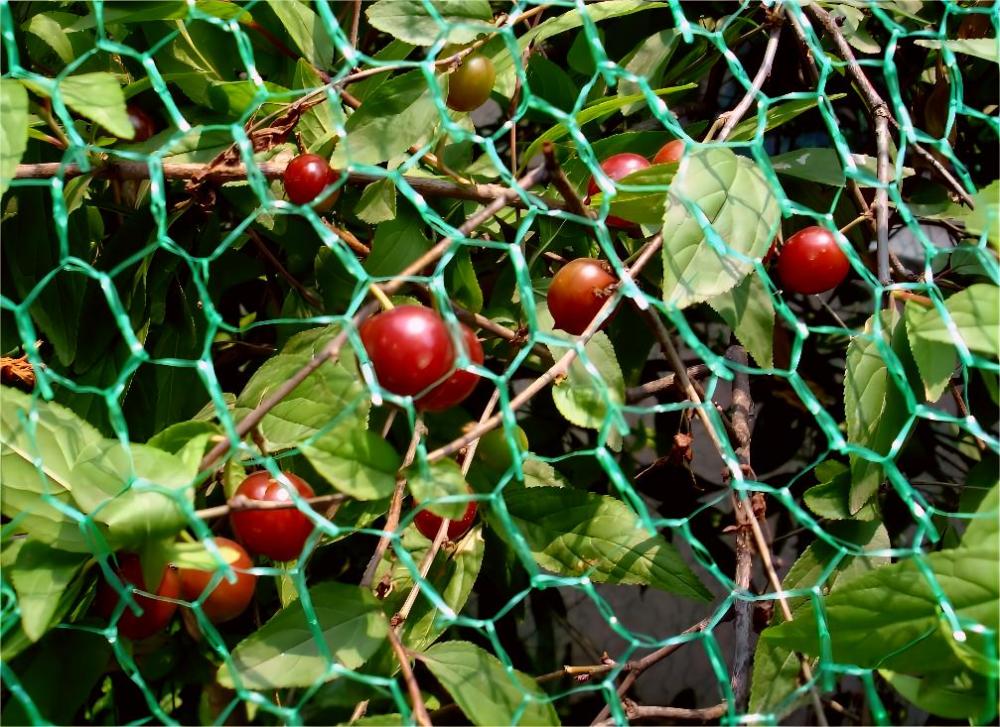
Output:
194,493,348,520
385,626,432,727
625,365,712,403
542,141,592,219
14,162,568,211
717,13,784,142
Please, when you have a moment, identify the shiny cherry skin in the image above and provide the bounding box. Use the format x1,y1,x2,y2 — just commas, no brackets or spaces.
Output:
777,226,851,295
414,501,478,541
586,153,651,229
447,55,496,112
178,537,256,624
229,471,316,561
652,139,685,165
283,154,340,211
94,553,181,640
416,324,484,411
547,258,617,335
360,306,456,397
126,105,157,142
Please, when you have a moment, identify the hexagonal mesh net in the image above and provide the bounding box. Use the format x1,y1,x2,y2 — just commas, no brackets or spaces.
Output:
1,1,998,725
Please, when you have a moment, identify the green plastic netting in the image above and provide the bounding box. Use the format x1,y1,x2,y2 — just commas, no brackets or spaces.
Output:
1,0,998,725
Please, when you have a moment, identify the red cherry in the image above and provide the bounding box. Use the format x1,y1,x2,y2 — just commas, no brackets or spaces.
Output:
229,471,316,561
414,501,478,541
547,258,617,335
446,55,496,112
125,104,156,142
652,139,685,165
777,226,851,295
586,153,651,229
94,553,180,640
283,154,340,210
416,324,484,411
178,537,256,624
360,306,456,398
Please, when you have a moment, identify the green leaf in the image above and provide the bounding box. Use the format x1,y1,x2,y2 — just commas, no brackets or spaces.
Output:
749,521,889,715
162,539,242,572
355,179,397,225
0,629,111,726
537,307,625,450
904,301,954,402
770,147,915,188
24,73,132,139
219,581,388,689
617,29,680,115
915,38,999,63
494,486,711,600
69,440,195,550
293,60,340,151
364,206,433,276
365,0,493,46
727,94,846,143
331,69,441,167
1,389,103,551
844,311,913,513
708,272,774,369
407,458,469,520
589,162,677,225
267,0,334,68
9,542,88,642
525,55,578,115
519,84,695,166
906,284,999,359
364,526,484,677
235,326,368,449
881,668,996,721
421,641,560,726
0,80,28,195
763,492,998,674
300,425,400,501
802,460,878,520
444,247,484,315
661,147,779,309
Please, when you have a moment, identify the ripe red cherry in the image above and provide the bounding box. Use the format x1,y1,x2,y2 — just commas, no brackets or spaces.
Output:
586,153,651,229
446,55,496,112
547,258,617,335
126,105,157,142
178,537,256,624
283,154,340,211
229,471,316,561
94,553,181,640
414,501,478,541
777,226,851,295
360,306,456,398
652,139,685,165
416,324,484,411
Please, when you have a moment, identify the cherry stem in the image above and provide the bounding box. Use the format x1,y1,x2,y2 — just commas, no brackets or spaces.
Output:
369,284,394,312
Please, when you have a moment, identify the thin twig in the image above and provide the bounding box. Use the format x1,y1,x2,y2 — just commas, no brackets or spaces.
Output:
542,141,593,219
321,219,371,257
625,365,712,403
360,424,423,589
194,493,348,520
248,229,323,310
394,390,499,627
426,234,663,463
13,162,568,211
600,701,728,724
589,618,711,725
349,0,362,48
385,626,432,727
717,14,784,142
